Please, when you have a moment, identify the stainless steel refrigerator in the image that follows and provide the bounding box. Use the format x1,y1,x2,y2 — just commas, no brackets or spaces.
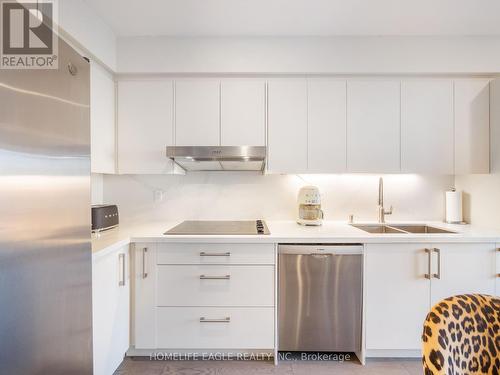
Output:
0,38,93,374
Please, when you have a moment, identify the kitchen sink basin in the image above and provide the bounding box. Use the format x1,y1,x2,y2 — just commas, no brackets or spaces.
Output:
351,224,457,234
389,224,457,234
350,224,407,234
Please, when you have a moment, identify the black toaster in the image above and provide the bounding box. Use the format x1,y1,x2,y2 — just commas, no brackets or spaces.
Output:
91,204,119,232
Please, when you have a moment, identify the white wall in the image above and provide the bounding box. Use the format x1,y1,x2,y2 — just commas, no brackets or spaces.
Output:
59,0,117,70
91,174,104,205
455,79,500,229
103,174,453,224
117,36,500,74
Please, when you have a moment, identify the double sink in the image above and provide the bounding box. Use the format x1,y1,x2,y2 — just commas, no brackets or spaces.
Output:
351,224,457,234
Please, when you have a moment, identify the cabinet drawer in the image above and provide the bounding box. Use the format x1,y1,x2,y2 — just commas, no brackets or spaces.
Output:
156,307,274,349
156,243,275,265
157,265,274,307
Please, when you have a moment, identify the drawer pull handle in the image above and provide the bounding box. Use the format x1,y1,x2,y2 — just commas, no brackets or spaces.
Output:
199,317,231,323
199,274,231,280
199,252,231,257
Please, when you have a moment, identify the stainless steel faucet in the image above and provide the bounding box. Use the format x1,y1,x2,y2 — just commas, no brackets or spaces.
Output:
378,177,393,223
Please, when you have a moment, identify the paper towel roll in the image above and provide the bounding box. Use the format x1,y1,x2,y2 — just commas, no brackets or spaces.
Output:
445,189,463,223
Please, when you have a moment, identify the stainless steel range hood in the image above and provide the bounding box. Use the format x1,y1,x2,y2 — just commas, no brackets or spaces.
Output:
166,146,266,172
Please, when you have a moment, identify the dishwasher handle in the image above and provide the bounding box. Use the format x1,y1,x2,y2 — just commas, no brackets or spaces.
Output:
279,244,363,255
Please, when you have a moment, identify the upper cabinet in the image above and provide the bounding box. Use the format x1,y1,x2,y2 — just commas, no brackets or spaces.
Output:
267,79,347,174
307,79,347,173
347,81,401,173
454,79,490,174
90,62,115,174
401,80,454,174
221,80,266,146
117,80,179,174
267,79,308,173
111,76,491,175
175,80,220,146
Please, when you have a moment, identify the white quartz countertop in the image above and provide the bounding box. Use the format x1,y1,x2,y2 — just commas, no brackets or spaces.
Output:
92,220,500,258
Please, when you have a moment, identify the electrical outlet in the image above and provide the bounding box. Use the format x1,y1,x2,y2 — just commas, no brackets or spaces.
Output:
154,189,164,203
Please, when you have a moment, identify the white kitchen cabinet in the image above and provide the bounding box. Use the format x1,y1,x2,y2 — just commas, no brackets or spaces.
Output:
366,242,497,353
347,81,401,173
401,80,454,174
156,307,274,349
365,243,431,350
307,79,347,173
133,242,275,352
92,245,129,375
175,80,220,146
117,80,180,174
221,80,266,146
430,243,496,304
133,243,157,349
90,62,115,174
454,79,490,174
267,79,308,173
156,265,274,306
156,243,275,265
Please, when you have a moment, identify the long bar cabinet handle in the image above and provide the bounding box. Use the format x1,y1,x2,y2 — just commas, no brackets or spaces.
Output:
119,253,125,286
424,248,432,279
498,248,500,278
433,248,441,279
142,247,148,279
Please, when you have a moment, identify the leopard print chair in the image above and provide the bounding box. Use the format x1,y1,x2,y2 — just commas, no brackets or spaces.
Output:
422,294,500,375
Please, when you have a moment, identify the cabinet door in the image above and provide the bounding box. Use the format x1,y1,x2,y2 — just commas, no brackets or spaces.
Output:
430,243,496,305
401,80,454,173
365,244,431,350
175,80,220,146
308,79,347,173
454,79,490,174
347,81,401,173
221,80,265,146
90,62,115,174
134,243,157,349
267,79,307,173
117,80,178,174
92,246,130,375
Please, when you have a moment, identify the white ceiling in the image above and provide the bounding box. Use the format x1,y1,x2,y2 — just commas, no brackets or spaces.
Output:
85,0,500,37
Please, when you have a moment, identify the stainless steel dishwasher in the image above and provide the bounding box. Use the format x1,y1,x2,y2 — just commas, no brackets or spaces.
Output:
278,244,363,352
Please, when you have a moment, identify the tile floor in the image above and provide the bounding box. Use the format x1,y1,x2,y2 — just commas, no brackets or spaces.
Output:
114,357,423,375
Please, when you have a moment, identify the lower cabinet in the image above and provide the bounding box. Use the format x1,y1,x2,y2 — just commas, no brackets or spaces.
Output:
92,245,130,375
134,244,157,349
365,244,430,351
133,243,276,351
365,242,496,352
156,265,274,306
132,240,496,355
429,243,496,304
157,307,274,349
